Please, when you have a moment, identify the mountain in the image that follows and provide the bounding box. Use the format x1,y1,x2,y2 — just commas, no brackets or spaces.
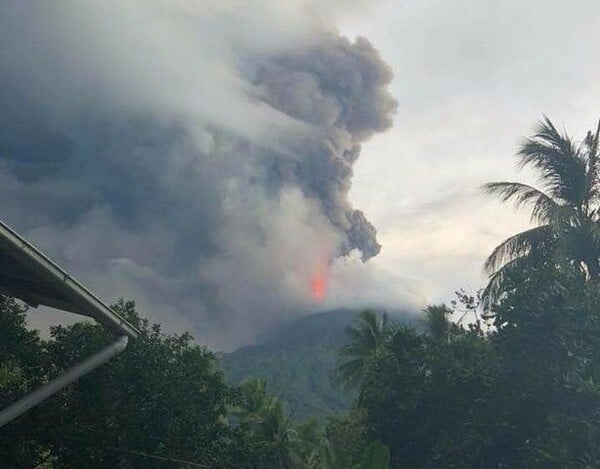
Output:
221,308,419,421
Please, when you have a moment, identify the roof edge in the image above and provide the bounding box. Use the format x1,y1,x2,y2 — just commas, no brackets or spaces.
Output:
0,220,140,338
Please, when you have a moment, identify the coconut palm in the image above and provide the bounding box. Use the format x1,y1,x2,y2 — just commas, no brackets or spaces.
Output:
482,116,600,304
424,304,453,341
231,378,320,467
337,310,391,389
231,378,294,444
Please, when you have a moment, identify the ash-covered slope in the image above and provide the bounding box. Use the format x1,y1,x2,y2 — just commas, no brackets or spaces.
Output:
221,308,418,421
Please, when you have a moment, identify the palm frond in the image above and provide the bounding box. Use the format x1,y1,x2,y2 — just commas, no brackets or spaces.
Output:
343,326,366,344
482,116,600,298
424,304,451,340
558,218,600,278
482,182,562,224
584,119,600,207
335,358,364,389
481,256,533,308
484,225,553,274
336,310,390,389
517,117,586,205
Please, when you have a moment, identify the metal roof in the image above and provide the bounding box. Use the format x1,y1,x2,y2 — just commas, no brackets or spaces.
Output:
0,219,139,338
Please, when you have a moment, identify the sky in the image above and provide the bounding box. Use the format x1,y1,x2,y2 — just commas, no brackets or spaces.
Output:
341,0,600,300
2,0,600,349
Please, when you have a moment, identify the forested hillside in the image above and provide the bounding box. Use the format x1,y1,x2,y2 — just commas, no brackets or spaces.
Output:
222,309,418,421
223,310,355,421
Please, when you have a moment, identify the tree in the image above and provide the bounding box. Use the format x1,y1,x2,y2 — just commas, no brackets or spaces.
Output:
336,310,391,390
0,299,271,468
323,410,368,468
482,116,600,304
344,271,600,468
232,378,296,448
481,266,600,467
356,318,496,468
423,304,454,341
231,378,326,468
0,296,49,467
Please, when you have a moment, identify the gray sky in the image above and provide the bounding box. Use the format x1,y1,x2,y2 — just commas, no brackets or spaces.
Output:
341,0,600,300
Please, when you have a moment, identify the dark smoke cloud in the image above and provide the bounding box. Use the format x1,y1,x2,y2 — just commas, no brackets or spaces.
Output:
255,35,397,259
0,0,418,349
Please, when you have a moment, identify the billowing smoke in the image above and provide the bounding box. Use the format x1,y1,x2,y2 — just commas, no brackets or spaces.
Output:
254,35,396,259
0,0,422,349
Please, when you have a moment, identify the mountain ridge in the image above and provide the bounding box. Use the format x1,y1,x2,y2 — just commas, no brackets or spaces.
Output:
222,308,419,420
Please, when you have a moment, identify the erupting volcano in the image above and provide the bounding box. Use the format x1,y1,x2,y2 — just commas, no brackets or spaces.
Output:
0,0,401,349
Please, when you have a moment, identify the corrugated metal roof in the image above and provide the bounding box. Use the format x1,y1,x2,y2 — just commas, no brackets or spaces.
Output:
0,219,139,337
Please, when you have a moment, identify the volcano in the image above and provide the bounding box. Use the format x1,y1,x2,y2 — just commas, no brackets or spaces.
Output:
221,308,419,421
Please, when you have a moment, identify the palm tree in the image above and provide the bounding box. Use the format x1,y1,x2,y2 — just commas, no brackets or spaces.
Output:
482,116,600,304
424,304,453,341
231,378,316,467
337,310,391,389
231,378,293,443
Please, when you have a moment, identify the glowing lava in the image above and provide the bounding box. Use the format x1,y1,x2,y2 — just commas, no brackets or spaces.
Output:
310,259,329,301
311,273,326,301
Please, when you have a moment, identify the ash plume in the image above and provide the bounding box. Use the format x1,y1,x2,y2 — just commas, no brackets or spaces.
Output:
254,35,397,259
0,0,420,349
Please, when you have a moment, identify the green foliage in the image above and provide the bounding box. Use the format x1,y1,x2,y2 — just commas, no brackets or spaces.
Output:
0,296,44,398
317,428,389,469
324,410,368,466
342,269,600,468
223,310,361,421
337,310,392,389
232,377,295,449
359,440,390,469
230,377,366,468
423,304,455,341
482,116,600,303
482,267,600,467
0,297,49,466
0,299,391,468
224,343,352,422
0,298,274,468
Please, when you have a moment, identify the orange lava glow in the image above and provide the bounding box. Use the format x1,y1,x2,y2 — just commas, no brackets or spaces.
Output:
310,259,329,301
310,273,327,301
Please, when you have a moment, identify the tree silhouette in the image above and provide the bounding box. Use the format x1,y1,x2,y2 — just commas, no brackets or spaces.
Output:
482,116,600,303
